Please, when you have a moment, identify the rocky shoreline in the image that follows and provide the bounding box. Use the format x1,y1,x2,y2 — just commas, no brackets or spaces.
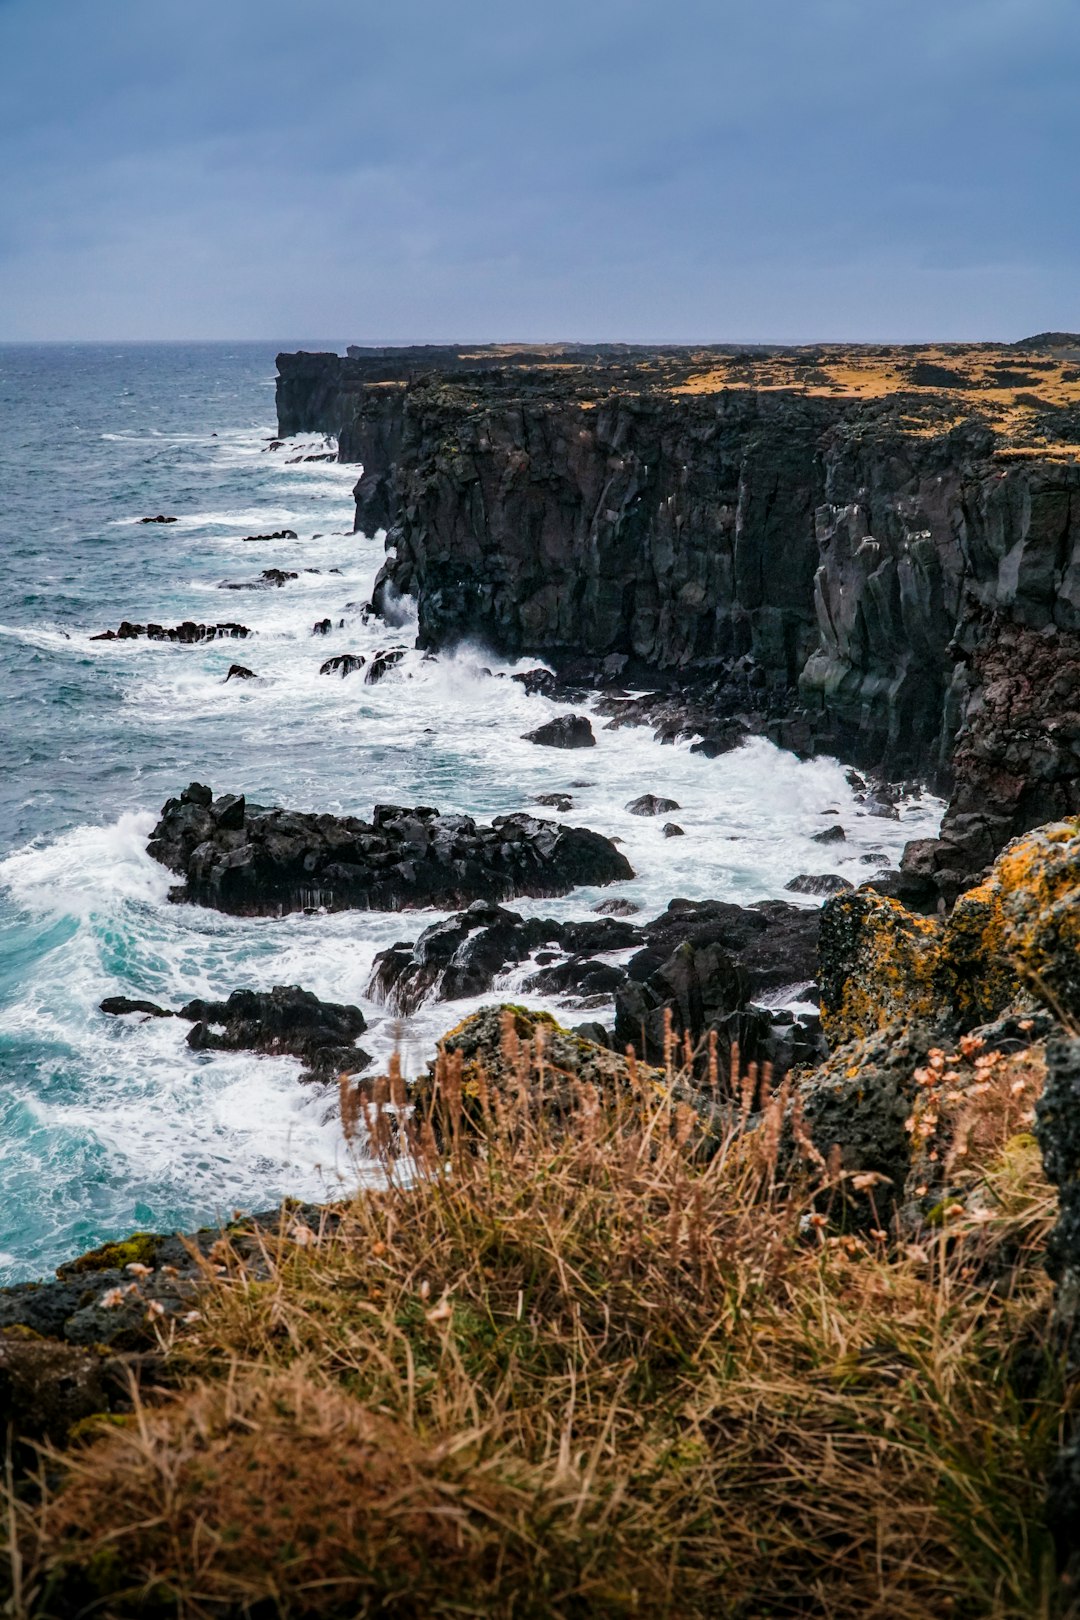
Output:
7,342,1080,1596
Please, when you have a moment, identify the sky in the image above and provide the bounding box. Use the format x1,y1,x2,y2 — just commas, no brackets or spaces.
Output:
1,0,1078,343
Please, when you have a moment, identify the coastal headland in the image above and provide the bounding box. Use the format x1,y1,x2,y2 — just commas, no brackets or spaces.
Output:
279,335,1080,908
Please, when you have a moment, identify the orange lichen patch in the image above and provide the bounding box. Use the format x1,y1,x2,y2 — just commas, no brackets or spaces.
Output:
935,877,1013,1027
992,819,1080,1017
822,893,942,1047
667,341,1080,458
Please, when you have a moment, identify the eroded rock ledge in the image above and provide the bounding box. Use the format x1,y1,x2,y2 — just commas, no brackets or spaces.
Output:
146,782,633,916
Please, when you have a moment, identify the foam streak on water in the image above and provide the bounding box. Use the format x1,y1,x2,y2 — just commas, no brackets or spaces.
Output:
0,343,944,1283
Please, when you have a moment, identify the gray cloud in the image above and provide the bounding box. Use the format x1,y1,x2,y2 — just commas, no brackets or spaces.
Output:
1,0,1078,339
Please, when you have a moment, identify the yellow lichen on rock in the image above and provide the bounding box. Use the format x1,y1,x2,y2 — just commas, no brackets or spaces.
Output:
821,821,1080,1048
993,818,1080,1017
934,877,1012,1026
819,891,941,1047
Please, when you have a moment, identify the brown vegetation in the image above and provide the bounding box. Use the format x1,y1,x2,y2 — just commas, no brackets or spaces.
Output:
2,1016,1068,1618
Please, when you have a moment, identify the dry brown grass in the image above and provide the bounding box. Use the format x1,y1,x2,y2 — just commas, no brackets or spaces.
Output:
2,1015,1069,1619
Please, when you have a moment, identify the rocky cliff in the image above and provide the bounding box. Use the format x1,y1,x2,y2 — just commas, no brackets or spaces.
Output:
276,341,1080,898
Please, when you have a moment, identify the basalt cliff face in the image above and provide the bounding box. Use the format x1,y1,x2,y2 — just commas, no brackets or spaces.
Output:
276,341,1080,900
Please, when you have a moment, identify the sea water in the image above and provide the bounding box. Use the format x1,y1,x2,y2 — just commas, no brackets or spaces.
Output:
0,342,944,1283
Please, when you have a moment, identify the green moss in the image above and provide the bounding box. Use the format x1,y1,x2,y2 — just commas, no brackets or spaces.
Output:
68,1411,132,1445
67,1232,162,1275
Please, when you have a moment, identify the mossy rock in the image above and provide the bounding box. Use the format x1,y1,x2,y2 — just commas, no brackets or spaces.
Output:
820,819,1080,1046
62,1232,163,1277
819,891,941,1046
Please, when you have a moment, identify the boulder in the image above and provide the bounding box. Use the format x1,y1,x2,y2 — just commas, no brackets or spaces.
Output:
626,794,680,816
224,664,256,682
366,647,407,684
320,654,366,677
522,715,595,749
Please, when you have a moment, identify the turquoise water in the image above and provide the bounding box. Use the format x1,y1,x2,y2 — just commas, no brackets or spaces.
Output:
0,343,944,1283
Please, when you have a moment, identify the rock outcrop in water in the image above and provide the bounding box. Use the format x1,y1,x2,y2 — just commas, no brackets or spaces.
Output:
146,783,633,916
102,985,371,1080
91,620,251,643
276,341,1080,901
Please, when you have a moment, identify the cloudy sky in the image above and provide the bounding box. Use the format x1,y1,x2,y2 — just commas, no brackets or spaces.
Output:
1,0,1078,342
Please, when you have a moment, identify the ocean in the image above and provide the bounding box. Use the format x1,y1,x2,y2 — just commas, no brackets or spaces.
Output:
0,341,944,1284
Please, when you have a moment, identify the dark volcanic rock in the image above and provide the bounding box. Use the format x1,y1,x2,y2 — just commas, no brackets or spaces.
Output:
366,646,407,683
522,714,595,749
91,621,250,643
613,898,823,1069
785,873,853,896
242,528,298,542
179,985,370,1081
371,903,555,1013
626,794,680,816
101,996,173,1018
812,824,847,844
146,785,634,916
138,514,177,524
0,1336,126,1448
512,668,559,698
313,617,333,634
319,653,366,677
534,793,573,811
225,663,256,681
663,823,685,838
370,903,644,1014
219,568,298,591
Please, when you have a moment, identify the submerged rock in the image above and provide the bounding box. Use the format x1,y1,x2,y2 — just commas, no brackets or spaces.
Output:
224,664,256,681
219,568,298,591
147,785,634,916
785,873,853,896
100,996,173,1018
626,794,680,816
